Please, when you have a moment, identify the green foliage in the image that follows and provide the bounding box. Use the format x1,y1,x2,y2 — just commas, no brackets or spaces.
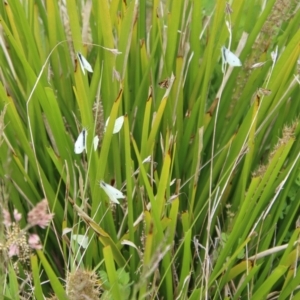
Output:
99,268,131,300
0,0,300,299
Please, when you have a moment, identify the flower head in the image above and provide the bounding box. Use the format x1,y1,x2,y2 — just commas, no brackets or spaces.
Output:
28,234,42,250
13,209,22,222
2,209,11,227
27,199,54,229
8,243,19,257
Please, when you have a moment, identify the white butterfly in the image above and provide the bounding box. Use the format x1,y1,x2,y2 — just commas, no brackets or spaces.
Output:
93,135,100,151
100,180,125,204
221,46,242,72
72,234,89,249
251,61,266,69
74,128,87,154
104,116,124,134
271,46,278,63
77,52,93,75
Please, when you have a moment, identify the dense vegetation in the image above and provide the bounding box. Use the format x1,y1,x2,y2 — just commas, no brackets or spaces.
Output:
0,0,300,299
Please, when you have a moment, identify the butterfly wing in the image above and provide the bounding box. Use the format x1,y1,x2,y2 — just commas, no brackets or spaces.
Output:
112,116,124,133
224,47,242,67
93,135,99,150
74,129,87,154
105,116,124,134
100,180,125,204
72,234,89,249
77,52,93,74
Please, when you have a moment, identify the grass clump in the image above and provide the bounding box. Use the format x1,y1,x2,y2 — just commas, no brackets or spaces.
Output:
0,0,300,299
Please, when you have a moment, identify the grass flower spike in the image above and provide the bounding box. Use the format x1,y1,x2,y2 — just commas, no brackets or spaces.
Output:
0,203,50,268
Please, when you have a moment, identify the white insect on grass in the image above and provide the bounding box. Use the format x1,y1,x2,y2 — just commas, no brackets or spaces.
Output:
104,116,124,134
77,52,93,75
100,180,125,204
93,135,99,151
221,46,242,72
251,61,267,69
271,46,278,63
72,234,89,249
74,128,87,154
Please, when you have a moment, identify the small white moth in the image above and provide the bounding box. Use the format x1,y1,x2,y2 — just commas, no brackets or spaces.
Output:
221,46,242,72
104,116,124,134
77,52,93,75
100,180,125,204
74,128,87,154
